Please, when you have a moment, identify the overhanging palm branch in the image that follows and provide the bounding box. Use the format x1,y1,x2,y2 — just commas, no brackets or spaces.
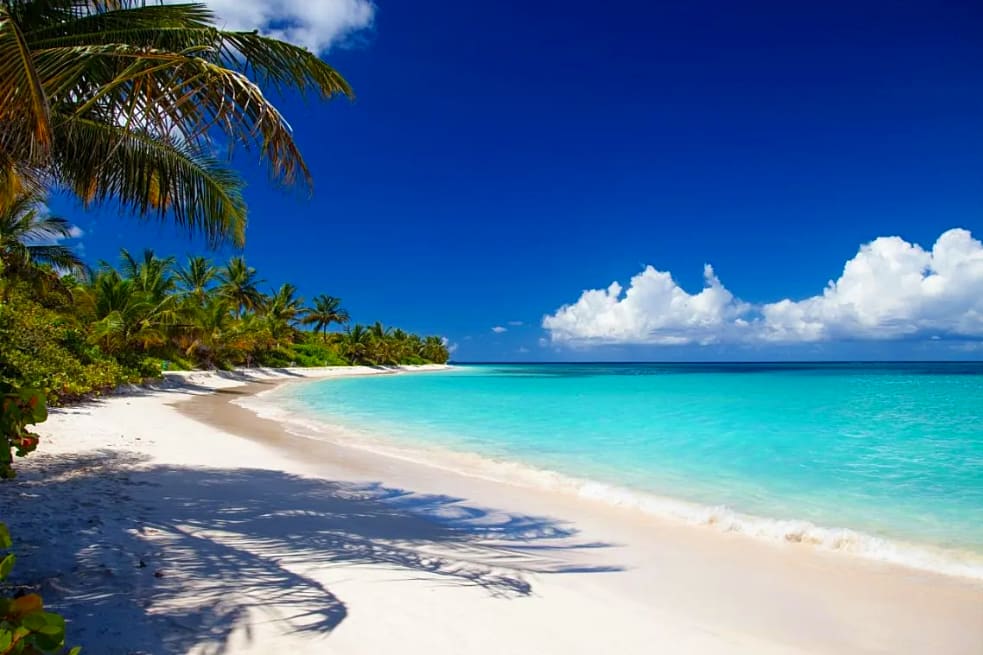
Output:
0,0,354,245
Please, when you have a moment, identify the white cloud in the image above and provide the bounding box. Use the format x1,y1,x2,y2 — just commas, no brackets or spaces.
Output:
24,221,84,246
517,347,530,354
508,321,524,327
491,326,508,333
543,228,983,346
189,0,375,52
440,337,458,354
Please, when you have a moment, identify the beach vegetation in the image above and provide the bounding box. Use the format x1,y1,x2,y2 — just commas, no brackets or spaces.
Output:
0,523,79,653
0,249,450,406
301,295,351,341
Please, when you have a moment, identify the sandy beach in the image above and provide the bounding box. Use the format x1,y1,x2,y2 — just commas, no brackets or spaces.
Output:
2,366,981,654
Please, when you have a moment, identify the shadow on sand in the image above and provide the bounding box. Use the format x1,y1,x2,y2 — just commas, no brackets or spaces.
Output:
1,450,622,654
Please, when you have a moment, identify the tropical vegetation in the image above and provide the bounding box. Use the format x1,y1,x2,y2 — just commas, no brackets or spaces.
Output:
0,245,450,404
0,2,447,650
0,0,353,245
2,522,79,653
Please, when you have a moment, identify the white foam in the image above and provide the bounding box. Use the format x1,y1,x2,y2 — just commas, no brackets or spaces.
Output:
235,391,983,582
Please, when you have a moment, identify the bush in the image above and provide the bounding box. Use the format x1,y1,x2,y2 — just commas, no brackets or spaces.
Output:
0,524,80,654
0,387,45,481
285,342,348,367
0,296,134,403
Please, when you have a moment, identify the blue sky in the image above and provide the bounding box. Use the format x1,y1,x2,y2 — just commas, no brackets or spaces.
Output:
51,0,983,361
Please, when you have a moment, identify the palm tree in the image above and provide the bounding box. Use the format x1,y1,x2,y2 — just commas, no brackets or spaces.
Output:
86,269,171,354
119,248,175,302
367,321,399,365
338,323,372,364
218,256,264,318
176,255,217,303
421,336,450,363
264,283,304,345
182,295,235,368
0,0,353,245
301,294,349,341
0,191,85,281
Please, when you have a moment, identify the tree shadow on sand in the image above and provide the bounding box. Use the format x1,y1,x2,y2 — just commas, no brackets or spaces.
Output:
1,450,622,654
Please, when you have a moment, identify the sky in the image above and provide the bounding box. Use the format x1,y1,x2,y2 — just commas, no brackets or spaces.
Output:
50,0,983,361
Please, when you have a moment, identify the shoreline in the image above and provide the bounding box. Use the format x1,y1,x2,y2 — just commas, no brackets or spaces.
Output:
233,371,983,583
5,366,982,654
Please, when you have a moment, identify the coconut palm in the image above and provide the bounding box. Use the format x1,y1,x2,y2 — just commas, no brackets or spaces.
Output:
0,191,85,281
338,323,372,364
0,0,353,245
119,248,175,302
176,255,217,303
218,256,264,318
264,282,304,345
301,294,349,341
182,295,235,368
367,321,399,365
421,336,450,363
86,269,171,354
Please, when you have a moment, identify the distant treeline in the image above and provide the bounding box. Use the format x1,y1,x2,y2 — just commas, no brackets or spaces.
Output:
0,235,449,403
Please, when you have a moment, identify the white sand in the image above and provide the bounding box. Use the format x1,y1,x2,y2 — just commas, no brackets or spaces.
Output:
2,366,981,654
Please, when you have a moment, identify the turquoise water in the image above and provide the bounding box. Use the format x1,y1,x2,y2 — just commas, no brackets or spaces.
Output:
273,363,983,573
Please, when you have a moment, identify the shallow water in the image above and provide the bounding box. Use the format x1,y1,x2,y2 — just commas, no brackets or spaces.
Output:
268,363,983,577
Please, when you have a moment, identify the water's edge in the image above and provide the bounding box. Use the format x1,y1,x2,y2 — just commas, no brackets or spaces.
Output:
234,381,983,583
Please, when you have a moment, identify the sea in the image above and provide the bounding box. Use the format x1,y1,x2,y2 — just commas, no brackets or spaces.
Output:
252,362,983,579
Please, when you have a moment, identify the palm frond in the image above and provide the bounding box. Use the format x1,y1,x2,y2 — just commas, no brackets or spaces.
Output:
54,117,246,246
22,243,86,276
0,6,52,163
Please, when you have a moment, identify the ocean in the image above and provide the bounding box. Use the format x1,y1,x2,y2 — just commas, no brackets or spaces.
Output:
256,363,983,578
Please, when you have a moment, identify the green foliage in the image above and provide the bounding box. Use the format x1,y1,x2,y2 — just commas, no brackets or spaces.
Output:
0,0,352,247
0,387,45,480
0,293,139,403
0,524,80,654
284,341,348,367
0,246,449,469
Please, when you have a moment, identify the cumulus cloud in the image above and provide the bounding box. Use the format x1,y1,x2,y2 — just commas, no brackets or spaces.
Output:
491,326,508,334
543,228,983,346
190,0,375,52
24,220,84,246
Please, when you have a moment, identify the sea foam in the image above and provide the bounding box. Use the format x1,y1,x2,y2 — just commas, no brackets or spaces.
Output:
235,387,983,582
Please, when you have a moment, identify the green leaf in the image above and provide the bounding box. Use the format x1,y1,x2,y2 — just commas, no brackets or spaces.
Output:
68,647,82,655
0,553,15,580
0,523,11,549
0,629,11,650
36,611,65,635
22,610,47,630
33,629,65,650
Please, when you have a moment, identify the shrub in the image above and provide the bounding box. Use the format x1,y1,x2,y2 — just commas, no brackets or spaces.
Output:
0,524,79,654
0,387,45,481
286,342,348,367
0,296,133,403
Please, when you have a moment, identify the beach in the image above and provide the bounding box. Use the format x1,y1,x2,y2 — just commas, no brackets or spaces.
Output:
2,366,981,654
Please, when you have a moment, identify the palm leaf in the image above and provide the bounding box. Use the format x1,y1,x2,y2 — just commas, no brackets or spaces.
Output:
54,117,246,246
0,6,52,163
1,0,355,245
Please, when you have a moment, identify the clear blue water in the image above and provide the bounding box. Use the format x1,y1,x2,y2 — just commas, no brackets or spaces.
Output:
276,363,983,569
